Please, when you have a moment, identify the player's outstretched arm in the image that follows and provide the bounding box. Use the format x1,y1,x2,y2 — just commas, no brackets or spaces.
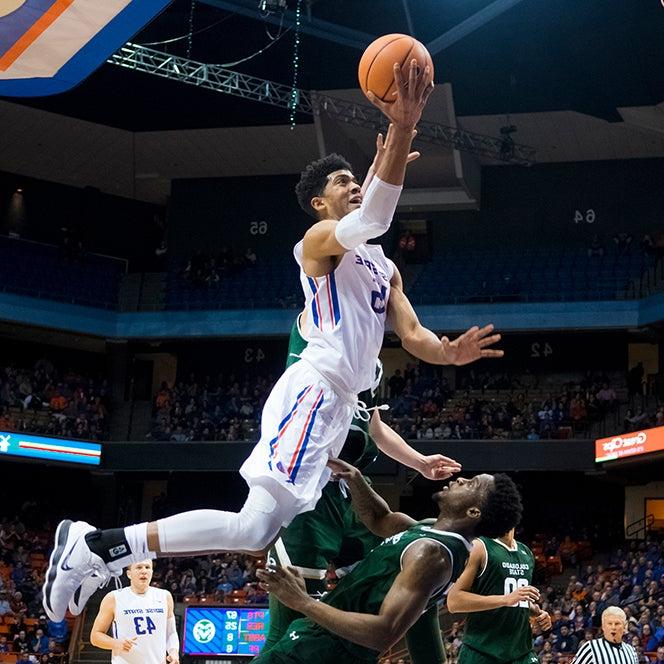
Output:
367,60,433,185
388,266,504,366
447,542,540,613
257,540,449,652
327,457,415,537
369,411,462,481
361,124,420,197
90,593,135,654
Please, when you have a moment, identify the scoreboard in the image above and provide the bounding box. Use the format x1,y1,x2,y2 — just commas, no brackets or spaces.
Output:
183,607,269,657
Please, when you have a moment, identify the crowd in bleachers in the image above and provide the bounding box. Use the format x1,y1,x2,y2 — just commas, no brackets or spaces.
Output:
148,366,625,442
0,359,110,441
148,373,275,442
384,367,622,440
0,516,70,663
149,553,268,607
439,537,664,664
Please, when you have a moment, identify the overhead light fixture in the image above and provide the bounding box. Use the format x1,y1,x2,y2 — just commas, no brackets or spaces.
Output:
15,188,23,193
258,0,287,10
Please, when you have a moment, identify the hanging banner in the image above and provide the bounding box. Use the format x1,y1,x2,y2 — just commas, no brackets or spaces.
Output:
0,0,172,96
595,425,664,463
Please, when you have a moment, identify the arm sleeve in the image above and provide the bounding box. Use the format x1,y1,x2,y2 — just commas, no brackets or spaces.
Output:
166,616,179,655
334,176,402,250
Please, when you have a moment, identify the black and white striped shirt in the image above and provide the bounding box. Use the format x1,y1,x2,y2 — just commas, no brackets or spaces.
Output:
572,638,639,664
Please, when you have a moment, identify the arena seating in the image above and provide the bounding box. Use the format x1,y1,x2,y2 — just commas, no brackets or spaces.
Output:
166,255,300,310
0,518,71,662
408,245,655,305
0,236,124,310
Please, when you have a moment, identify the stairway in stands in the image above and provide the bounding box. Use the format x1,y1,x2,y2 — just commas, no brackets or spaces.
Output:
72,592,106,664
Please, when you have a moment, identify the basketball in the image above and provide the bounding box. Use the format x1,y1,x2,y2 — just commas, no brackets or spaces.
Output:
358,33,434,103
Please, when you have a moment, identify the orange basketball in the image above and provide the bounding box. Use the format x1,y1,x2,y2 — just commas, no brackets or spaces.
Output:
358,33,434,103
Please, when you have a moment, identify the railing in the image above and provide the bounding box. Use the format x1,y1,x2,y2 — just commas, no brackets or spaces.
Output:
67,607,85,664
1,234,129,272
626,513,655,539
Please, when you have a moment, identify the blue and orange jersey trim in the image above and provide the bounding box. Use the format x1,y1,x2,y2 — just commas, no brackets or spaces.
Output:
307,274,341,332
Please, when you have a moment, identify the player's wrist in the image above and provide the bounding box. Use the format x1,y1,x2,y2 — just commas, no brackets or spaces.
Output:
296,595,317,614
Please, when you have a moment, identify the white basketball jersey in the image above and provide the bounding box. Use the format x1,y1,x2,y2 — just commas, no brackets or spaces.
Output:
111,587,170,664
294,240,394,395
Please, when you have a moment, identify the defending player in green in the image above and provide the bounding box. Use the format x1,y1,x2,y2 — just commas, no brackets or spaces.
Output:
447,495,551,664
254,460,525,664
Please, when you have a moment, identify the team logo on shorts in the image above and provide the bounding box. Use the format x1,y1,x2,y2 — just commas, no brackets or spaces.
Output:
192,619,216,643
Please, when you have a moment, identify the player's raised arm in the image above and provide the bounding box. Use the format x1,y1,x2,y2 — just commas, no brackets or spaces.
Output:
447,541,539,613
369,411,462,481
327,458,415,537
257,539,449,652
301,62,432,269
388,266,504,366
361,125,420,197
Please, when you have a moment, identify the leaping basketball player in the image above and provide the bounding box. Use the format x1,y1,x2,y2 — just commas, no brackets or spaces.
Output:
42,60,503,623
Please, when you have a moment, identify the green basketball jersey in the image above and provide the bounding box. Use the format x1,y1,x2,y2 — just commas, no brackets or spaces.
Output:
286,317,378,470
322,523,471,660
463,537,535,661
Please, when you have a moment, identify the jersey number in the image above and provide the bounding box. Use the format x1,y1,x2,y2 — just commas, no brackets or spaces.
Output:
371,285,387,314
504,577,529,608
133,616,157,635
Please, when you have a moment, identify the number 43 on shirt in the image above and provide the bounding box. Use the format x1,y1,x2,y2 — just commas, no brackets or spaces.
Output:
133,616,157,635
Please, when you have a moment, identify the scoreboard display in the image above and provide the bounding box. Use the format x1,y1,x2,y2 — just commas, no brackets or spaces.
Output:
183,607,269,657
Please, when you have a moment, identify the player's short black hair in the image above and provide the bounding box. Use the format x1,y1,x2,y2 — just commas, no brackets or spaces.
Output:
475,473,523,538
295,153,353,219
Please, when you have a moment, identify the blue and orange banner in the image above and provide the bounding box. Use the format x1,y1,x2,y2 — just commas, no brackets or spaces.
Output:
595,425,664,463
0,0,172,96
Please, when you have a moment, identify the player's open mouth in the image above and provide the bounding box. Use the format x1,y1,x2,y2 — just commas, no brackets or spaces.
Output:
350,196,362,204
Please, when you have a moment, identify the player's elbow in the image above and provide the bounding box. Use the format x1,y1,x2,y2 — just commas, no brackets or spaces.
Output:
446,592,463,614
89,632,103,648
375,621,405,652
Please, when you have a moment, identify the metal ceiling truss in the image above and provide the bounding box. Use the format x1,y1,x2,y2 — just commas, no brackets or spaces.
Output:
110,43,536,165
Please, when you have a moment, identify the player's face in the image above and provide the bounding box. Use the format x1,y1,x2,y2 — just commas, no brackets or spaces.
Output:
127,560,153,590
602,614,626,643
433,474,494,515
315,169,362,220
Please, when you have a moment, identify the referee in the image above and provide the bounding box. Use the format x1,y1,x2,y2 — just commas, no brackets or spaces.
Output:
572,607,639,664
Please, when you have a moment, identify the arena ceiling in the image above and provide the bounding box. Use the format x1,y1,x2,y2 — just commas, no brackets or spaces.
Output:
4,0,664,131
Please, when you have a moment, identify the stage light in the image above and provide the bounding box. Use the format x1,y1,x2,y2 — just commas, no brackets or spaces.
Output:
258,0,286,10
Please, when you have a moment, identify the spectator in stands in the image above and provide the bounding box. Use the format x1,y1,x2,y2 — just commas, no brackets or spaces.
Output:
16,652,31,664
557,625,579,653
627,362,645,401
596,383,617,413
13,629,29,653
613,232,633,255
0,590,14,617
0,636,9,653
45,618,67,644
216,574,233,597
30,628,49,656
652,646,664,664
588,234,605,258
11,591,27,617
